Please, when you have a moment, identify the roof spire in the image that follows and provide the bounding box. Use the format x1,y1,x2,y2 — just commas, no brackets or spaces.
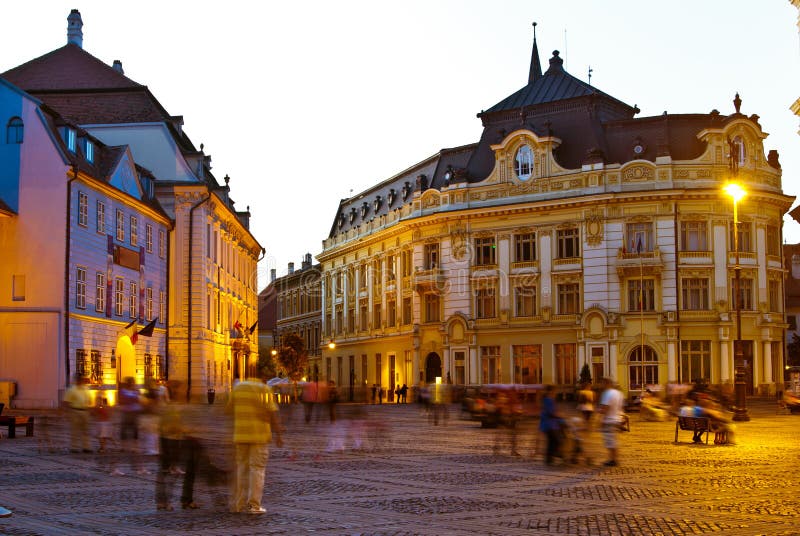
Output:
528,22,542,84
67,9,83,49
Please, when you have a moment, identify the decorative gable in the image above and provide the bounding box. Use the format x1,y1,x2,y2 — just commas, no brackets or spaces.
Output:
108,148,142,200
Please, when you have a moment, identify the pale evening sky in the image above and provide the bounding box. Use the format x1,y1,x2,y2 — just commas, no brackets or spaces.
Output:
2,1,800,290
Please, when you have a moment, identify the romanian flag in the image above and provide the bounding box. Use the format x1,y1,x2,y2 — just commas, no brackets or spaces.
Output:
122,319,138,344
138,318,157,338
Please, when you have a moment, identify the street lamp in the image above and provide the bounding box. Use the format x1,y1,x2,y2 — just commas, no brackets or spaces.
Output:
725,182,750,422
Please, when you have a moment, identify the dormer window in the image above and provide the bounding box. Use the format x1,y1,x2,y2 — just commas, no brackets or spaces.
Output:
360,202,369,219
65,128,77,153
85,139,94,163
515,144,533,181
338,213,345,229
374,196,382,212
349,208,356,224
6,117,23,144
388,189,396,207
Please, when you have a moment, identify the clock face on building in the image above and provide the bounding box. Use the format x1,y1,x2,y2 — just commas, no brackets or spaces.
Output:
634,144,644,155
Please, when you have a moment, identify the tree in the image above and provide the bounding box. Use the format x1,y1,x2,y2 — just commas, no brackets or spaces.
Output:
256,351,278,380
276,333,308,381
788,333,800,368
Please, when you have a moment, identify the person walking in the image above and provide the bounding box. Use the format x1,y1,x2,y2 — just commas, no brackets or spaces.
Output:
226,372,283,515
598,377,625,467
539,385,562,465
117,376,148,475
63,376,92,453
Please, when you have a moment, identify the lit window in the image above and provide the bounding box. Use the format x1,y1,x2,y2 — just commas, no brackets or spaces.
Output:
515,144,533,181
77,191,88,227
65,128,77,152
130,281,138,319
95,272,106,312
146,287,153,321
76,267,86,309
6,117,23,144
85,140,94,163
159,290,165,323
114,278,124,316
158,229,166,258
116,210,125,241
130,216,138,246
145,224,153,253
96,201,105,233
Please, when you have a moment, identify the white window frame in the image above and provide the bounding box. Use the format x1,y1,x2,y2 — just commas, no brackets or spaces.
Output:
95,272,106,312
76,267,86,309
77,191,88,227
96,201,105,234
116,210,125,242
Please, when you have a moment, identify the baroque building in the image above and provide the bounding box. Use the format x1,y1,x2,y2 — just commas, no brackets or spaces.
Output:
0,77,170,408
317,30,794,397
2,11,262,402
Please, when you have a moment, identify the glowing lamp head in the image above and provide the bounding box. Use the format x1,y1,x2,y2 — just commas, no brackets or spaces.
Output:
270,349,277,356
328,341,336,350
724,183,746,203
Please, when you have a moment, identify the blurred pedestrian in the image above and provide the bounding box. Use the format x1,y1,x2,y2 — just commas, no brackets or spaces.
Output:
302,380,318,424
576,382,594,422
116,376,148,475
226,372,283,514
156,381,199,511
328,381,338,423
94,397,114,453
371,384,377,404
539,385,563,465
598,377,624,467
63,375,92,453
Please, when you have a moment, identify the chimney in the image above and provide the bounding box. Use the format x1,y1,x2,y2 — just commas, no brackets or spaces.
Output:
301,253,312,270
112,60,124,74
67,9,83,48
288,262,295,275
270,269,276,283
792,254,800,280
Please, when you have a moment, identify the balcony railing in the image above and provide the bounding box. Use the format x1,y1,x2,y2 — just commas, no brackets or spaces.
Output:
615,248,663,277
413,268,446,292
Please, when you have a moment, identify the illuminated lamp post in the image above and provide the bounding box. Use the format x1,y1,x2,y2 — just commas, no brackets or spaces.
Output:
725,182,750,422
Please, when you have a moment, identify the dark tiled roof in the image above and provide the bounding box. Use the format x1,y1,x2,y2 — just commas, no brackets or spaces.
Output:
483,50,633,114
2,44,141,91
34,91,166,124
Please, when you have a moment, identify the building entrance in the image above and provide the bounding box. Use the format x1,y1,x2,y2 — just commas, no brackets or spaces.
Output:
424,352,442,383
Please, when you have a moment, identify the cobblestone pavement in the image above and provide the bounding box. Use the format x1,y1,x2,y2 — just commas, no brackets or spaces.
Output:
1,399,799,535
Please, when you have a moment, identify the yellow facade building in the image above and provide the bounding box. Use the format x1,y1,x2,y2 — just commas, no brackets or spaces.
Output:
316,35,794,398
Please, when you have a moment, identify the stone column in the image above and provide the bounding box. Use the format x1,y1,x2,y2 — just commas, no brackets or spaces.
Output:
667,340,677,383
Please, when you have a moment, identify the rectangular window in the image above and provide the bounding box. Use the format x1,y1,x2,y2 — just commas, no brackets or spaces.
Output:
158,229,166,258
625,222,654,253
12,274,25,301
78,191,88,227
514,233,536,262
557,282,580,314
144,353,153,381
66,128,77,152
96,201,105,233
680,340,711,384
766,225,780,256
680,221,708,251
75,267,86,309
373,303,381,329
129,281,138,319
401,250,412,277
514,285,536,317
145,224,153,253
387,299,396,327
335,305,343,334
359,265,367,289
90,350,101,384
480,346,501,384
731,277,754,311
116,210,125,241
402,296,412,325
115,278,124,316
424,243,440,270
475,287,496,319
359,298,368,331
159,290,165,323
76,349,88,379
681,278,709,310
730,221,752,253
555,343,577,386
627,279,655,312
347,307,355,332
474,237,496,266
375,353,382,386
769,279,781,312
386,254,396,281
629,346,659,390
85,140,94,163
95,272,106,312
146,287,154,321
556,228,580,259
513,344,542,384
130,216,138,246
424,293,440,323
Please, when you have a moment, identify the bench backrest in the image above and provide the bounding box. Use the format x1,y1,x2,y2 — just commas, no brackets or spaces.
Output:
677,416,709,430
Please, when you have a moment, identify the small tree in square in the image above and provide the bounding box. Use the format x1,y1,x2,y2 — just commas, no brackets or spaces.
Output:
579,362,592,385
276,332,308,381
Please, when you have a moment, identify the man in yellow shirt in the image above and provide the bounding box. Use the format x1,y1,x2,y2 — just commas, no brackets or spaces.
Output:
226,374,283,514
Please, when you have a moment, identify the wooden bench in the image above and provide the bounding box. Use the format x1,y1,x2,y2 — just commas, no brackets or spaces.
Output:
674,416,710,444
0,415,34,438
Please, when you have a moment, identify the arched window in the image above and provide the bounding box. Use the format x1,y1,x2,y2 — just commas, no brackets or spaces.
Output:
732,135,745,166
629,345,658,390
6,117,23,144
515,144,533,181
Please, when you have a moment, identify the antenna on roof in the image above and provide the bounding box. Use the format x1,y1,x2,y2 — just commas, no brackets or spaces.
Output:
588,65,593,85
563,28,568,70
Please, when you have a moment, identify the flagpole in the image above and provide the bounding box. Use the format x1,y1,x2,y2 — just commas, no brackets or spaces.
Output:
640,250,645,397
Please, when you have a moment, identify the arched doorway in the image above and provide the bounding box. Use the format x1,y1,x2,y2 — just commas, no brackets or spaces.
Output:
424,352,442,383
115,335,136,385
